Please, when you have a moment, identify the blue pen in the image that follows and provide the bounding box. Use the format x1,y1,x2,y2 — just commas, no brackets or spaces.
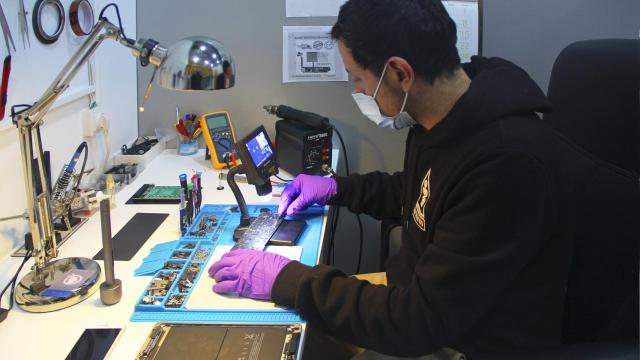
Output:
179,173,188,195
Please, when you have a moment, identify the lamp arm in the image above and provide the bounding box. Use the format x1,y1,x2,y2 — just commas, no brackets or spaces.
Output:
18,19,143,128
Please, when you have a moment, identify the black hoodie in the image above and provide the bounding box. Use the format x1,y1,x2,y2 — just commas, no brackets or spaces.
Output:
272,57,574,358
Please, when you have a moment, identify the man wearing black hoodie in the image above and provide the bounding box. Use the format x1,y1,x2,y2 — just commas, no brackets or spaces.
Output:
208,0,574,358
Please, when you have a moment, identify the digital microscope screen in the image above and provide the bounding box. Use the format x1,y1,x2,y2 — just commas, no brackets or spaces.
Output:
245,131,273,168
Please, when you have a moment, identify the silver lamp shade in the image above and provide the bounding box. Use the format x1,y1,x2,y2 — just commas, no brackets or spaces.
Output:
157,36,236,91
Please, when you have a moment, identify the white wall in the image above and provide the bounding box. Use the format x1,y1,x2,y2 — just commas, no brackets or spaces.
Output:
0,0,138,258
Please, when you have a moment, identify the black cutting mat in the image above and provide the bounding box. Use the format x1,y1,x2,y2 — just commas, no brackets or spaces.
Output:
93,213,169,261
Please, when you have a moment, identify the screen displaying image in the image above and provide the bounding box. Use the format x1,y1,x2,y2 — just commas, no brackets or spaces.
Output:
245,131,273,167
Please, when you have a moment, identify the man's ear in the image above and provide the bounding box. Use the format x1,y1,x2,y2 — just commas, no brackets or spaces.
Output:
387,56,415,92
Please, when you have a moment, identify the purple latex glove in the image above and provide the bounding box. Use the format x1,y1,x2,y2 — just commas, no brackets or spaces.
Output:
278,174,337,217
208,249,291,300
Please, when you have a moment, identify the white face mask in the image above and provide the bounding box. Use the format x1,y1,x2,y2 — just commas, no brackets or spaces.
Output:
351,61,417,129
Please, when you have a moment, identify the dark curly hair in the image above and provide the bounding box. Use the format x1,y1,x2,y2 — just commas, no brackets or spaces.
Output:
331,0,460,83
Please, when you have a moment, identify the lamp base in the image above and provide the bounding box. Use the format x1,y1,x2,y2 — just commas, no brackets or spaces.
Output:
14,257,101,313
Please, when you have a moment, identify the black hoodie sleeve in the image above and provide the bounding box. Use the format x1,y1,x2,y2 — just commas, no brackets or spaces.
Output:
271,152,555,356
327,171,404,220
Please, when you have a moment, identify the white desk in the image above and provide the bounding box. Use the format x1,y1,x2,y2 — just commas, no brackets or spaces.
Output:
0,149,331,359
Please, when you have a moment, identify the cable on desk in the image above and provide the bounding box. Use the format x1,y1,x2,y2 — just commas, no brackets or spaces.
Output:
274,175,292,183
0,249,33,323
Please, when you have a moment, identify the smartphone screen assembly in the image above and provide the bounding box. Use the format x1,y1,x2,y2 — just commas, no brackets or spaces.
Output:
66,327,122,360
269,219,306,246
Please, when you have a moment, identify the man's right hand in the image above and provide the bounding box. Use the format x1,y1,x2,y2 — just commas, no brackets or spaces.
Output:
278,174,338,217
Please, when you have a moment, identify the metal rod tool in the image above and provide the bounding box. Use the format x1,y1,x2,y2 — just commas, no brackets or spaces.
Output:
99,199,122,305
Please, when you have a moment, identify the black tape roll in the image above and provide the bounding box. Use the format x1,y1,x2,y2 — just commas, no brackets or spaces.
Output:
32,0,65,44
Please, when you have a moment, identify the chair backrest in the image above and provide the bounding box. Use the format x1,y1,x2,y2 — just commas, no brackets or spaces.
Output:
543,39,640,344
544,39,640,173
562,143,639,343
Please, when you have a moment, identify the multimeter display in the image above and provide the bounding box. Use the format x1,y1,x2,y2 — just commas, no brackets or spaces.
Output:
200,111,239,169
206,114,228,128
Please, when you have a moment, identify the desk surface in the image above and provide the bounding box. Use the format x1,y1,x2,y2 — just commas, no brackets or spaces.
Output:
0,149,331,359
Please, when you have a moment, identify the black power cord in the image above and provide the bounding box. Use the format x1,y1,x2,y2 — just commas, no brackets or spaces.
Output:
98,3,133,44
0,249,33,323
274,175,292,183
71,141,89,204
331,127,364,274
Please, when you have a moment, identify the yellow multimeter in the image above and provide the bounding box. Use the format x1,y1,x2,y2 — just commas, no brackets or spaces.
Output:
200,111,240,169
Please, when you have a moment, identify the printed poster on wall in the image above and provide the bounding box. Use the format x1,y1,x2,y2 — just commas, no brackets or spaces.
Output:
282,26,348,83
443,0,480,63
284,1,480,63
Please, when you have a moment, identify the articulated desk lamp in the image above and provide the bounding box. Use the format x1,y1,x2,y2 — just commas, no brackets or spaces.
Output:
12,8,235,312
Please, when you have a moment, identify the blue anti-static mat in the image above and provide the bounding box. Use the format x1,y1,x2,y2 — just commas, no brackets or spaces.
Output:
130,204,324,323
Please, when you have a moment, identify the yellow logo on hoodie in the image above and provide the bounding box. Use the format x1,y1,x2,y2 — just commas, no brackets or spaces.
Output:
412,169,431,231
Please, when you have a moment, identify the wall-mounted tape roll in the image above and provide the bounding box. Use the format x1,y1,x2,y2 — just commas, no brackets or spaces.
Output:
69,0,95,36
32,0,65,44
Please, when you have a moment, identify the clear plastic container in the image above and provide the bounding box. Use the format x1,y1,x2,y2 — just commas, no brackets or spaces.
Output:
177,139,198,156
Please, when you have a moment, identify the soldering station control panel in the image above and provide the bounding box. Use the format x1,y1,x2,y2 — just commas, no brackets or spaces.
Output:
275,119,333,176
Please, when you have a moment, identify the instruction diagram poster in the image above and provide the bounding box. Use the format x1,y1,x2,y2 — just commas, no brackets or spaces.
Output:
285,1,480,63
282,26,348,83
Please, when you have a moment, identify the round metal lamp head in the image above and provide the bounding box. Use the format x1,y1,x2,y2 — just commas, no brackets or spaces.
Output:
157,36,235,91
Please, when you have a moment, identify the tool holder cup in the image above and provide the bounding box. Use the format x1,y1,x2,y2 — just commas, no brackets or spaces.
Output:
177,136,198,156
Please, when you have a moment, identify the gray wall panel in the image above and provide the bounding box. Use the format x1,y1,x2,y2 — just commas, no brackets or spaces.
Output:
483,0,640,92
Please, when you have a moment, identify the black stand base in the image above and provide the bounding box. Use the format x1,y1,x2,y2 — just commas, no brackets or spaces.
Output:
233,217,255,241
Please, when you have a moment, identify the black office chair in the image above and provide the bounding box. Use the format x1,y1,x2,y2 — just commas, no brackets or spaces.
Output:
544,39,640,173
492,138,640,359
544,39,640,345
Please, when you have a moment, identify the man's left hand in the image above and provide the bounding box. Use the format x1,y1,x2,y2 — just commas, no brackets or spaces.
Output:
208,249,291,300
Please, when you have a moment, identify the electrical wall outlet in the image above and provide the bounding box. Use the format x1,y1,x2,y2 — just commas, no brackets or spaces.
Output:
81,109,95,137
81,110,109,137
96,113,109,132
